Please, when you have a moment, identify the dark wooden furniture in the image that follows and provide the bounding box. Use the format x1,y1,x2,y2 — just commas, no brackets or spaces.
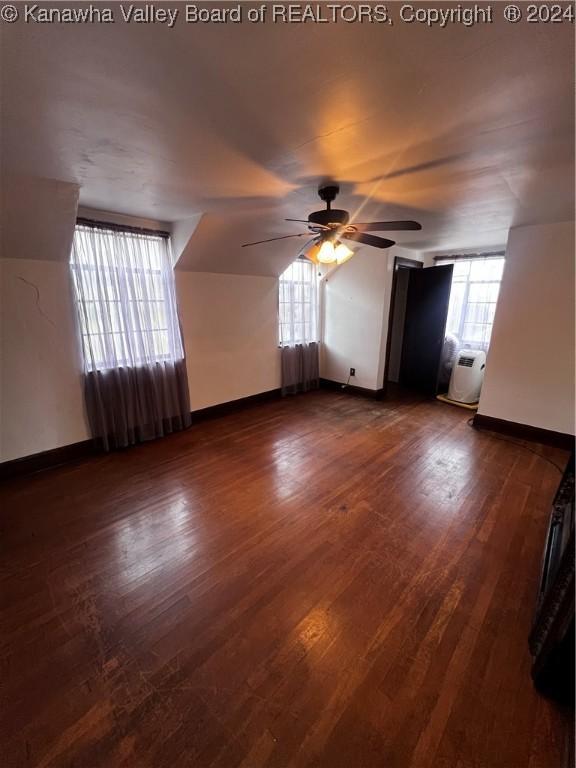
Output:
529,452,574,705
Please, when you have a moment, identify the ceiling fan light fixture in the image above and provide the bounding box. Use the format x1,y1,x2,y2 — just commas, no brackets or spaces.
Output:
311,239,354,265
317,240,337,264
302,240,322,264
334,242,354,264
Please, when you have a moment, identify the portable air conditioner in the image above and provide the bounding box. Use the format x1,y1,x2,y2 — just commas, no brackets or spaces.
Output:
447,350,486,404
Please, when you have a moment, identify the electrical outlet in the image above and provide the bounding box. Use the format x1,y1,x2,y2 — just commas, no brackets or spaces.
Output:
350,367,356,377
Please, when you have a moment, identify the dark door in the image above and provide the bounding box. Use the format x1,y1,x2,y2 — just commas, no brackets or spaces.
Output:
382,257,423,397
399,264,453,395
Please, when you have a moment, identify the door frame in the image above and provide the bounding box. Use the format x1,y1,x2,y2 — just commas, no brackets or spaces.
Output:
381,256,423,398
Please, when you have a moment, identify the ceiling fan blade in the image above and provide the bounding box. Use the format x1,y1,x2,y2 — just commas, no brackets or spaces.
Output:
351,220,422,232
342,232,396,249
285,219,329,229
241,233,310,247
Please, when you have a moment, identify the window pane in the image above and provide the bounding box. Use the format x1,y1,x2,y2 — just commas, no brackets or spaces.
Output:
446,283,466,336
83,301,104,335
141,271,165,300
74,266,120,301
293,302,304,324
468,283,500,303
152,330,170,357
464,302,496,326
462,322,491,343
280,303,292,325
112,331,128,361
470,258,505,282
83,333,105,366
453,261,471,278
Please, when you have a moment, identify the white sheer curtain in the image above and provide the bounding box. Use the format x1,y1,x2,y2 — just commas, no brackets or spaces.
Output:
71,224,184,372
279,259,319,346
70,223,190,450
443,257,505,352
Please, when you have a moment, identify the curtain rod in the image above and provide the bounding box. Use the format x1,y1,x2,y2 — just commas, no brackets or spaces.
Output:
434,250,505,262
76,217,170,239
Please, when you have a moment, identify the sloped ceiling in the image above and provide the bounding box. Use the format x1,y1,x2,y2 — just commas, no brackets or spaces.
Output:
1,7,573,274
1,174,79,262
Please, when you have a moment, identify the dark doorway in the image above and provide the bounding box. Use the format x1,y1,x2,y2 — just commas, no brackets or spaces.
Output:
382,257,423,398
382,260,453,398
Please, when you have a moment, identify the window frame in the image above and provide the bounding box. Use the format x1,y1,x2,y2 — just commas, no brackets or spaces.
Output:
442,256,505,352
71,221,182,372
278,258,319,347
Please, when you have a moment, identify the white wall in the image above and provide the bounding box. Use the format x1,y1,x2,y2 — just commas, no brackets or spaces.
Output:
478,220,575,435
0,259,90,462
0,180,284,461
0,176,90,462
321,250,387,389
0,262,282,461
176,271,280,410
2,175,80,263
321,247,423,390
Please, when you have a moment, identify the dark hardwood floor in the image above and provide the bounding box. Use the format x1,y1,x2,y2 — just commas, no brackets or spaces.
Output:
1,390,571,767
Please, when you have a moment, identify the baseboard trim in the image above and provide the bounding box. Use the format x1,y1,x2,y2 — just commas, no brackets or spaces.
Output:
13,396,566,481
0,439,98,482
1,384,392,481
0,389,284,481
320,378,384,399
192,388,282,422
472,414,574,451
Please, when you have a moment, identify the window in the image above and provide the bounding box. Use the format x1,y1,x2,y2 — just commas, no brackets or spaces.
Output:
279,259,319,346
444,257,505,352
70,223,184,372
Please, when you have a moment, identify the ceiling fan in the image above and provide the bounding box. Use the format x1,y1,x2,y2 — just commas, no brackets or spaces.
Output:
241,184,422,265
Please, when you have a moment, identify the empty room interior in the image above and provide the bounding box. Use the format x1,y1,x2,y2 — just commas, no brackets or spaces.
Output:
1,3,575,767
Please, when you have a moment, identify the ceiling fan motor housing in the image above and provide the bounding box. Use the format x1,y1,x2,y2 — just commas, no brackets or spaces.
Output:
318,184,339,203
311,183,350,227
308,208,350,227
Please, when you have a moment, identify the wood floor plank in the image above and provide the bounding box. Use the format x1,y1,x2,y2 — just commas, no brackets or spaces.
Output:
0,390,571,767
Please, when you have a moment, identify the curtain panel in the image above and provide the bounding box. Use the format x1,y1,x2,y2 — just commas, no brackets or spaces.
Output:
84,361,190,451
71,223,191,451
281,342,320,395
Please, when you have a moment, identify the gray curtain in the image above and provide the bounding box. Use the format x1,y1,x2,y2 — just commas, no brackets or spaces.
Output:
281,342,320,395
85,360,191,451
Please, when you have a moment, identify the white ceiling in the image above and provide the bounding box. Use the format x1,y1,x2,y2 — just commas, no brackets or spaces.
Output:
1,7,574,273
